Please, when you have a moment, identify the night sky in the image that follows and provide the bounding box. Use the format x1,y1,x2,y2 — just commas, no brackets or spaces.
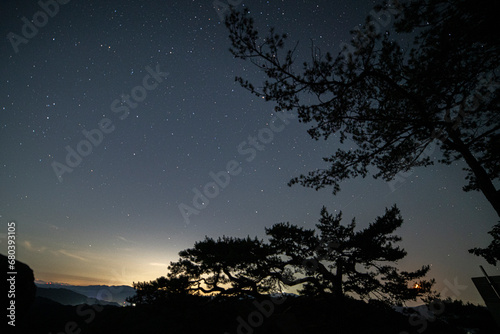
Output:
1,0,497,305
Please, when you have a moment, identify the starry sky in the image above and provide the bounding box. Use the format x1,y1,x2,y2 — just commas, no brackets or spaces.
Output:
0,0,497,305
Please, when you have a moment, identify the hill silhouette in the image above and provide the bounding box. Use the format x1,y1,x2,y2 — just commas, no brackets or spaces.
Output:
1,253,36,329
36,287,120,306
19,294,499,334
35,282,135,304
7,255,497,333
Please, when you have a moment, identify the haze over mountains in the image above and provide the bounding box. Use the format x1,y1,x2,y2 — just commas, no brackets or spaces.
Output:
2,254,497,333
35,282,136,305
36,287,121,307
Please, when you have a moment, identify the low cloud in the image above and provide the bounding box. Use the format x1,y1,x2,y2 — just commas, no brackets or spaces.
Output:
22,240,47,252
116,235,135,243
149,262,168,267
56,249,90,262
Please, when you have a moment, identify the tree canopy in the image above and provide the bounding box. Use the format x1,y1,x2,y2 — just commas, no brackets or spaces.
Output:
266,205,435,305
126,275,192,305
225,0,500,264
167,235,283,298
225,0,499,216
469,221,500,265
130,206,435,306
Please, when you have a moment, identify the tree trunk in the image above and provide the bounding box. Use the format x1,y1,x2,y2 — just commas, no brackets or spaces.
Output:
333,259,344,300
448,131,500,218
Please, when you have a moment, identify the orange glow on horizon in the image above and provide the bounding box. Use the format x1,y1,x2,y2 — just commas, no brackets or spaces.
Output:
35,272,132,287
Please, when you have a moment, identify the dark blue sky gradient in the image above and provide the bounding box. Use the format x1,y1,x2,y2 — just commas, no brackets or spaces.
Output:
0,0,497,304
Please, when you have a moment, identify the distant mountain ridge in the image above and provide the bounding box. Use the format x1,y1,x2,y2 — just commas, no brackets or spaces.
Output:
35,283,135,305
36,287,121,306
